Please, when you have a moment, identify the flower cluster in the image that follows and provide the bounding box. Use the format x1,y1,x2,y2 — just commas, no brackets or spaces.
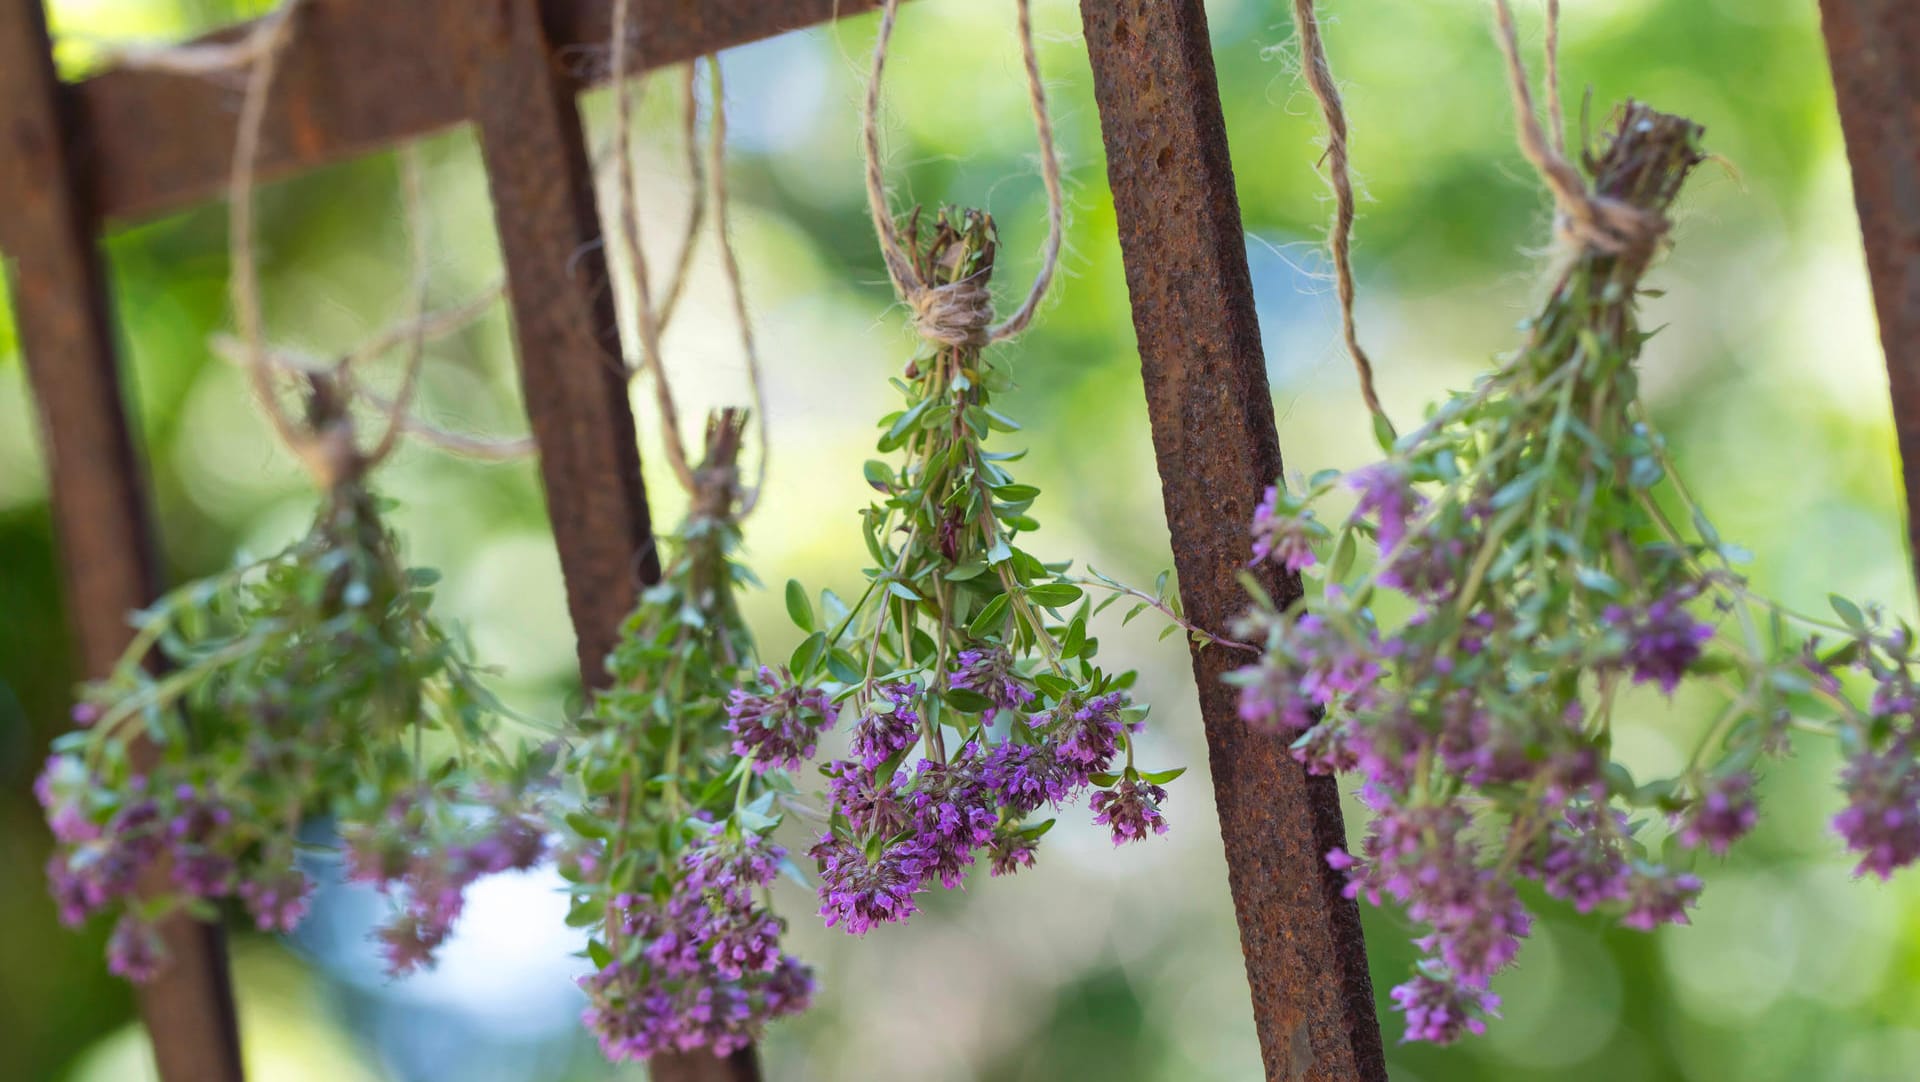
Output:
39,482,532,982
579,828,812,1060
1223,107,1920,1043
559,413,820,1059
798,210,1180,934
1233,106,1920,1043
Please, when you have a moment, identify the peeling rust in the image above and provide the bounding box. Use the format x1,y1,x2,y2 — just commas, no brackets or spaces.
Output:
0,4,244,1081
1078,2,1387,1079
1820,0,1920,580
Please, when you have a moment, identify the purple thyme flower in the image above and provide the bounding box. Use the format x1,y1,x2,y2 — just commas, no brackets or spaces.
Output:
240,867,314,934
1675,773,1760,857
850,682,922,769
949,645,1036,713
1605,591,1713,694
35,754,98,845
1090,779,1170,846
825,761,913,837
988,827,1039,877
1231,652,1317,736
980,740,1072,815
1523,804,1631,913
1249,484,1318,572
106,915,164,984
726,667,837,772
810,834,934,935
1052,692,1133,779
909,752,998,889
376,912,448,977
1348,463,1417,554
1619,867,1703,931
451,812,547,878
1833,736,1920,879
1391,974,1499,1045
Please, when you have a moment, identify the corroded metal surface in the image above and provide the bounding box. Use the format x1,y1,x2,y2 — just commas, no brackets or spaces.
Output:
450,4,753,1079
1078,2,1388,1079
40,0,884,229
1820,0,1920,577
0,4,244,1081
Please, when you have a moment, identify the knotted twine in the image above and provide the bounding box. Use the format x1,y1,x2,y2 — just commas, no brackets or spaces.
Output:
1489,0,1668,261
863,0,1065,351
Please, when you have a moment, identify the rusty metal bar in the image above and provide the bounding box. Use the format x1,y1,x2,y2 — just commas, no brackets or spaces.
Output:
1819,0,1920,578
0,4,245,1081
11,0,883,234
1078,3,1387,1079
447,4,754,1078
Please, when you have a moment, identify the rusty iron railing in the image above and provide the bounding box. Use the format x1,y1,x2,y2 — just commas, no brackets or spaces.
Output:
3,0,1915,1080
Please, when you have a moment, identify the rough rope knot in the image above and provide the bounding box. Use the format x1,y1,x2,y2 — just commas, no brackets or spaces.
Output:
1550,188,1669,262
907,278,994,350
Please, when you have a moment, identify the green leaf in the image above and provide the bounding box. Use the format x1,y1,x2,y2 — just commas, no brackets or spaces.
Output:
969,593,1011,638
886,581,923,602
945,687,997,714
587,938,613,970
1830,594,1867,632
1371,410,1397,452
945,562,989,582
986,538,1013,566
992,484,1041,503
785,580,815,632
790,631,828,678
1025,584,1084,609
1328,531,1358,583
1138,766,1186,785
862,460,894,492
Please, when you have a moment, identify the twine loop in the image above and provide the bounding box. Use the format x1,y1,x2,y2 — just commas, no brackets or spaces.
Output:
1493,0,1670,263
864,0,1063,352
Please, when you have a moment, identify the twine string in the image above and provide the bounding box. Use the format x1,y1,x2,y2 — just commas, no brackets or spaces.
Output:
1289,0,1392,433
863,0,1065,349
1490,0,1666,258
704,59,772,518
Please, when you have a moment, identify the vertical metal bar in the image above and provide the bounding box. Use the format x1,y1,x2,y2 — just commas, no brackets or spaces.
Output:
1078,3,1388,1080
1819,0,1920,579
0,4,245,1082
447,3,757,1079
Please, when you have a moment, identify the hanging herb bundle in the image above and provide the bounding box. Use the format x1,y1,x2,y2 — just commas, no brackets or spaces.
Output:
800,209,1188,924
40,4,541,985
1241,18,1920,1042
559,414,816,1062
37,379,544,983
798,0,1186,937
561,25,813,1059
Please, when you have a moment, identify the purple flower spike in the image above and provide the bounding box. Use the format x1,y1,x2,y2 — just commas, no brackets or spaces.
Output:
1091,779,1170,846
949,646,1035,713
1348,464,1417,554
1675,773,1760,857
1249,484,1319,572
726,667,837,772
1391,974,1499,1045
810,834,933,935
1834,738,1920,879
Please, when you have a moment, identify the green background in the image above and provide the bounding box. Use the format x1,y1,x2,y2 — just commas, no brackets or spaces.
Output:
2,0,1912,1079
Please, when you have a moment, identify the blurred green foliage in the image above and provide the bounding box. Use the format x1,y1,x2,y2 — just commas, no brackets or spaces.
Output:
2,0,1913,1079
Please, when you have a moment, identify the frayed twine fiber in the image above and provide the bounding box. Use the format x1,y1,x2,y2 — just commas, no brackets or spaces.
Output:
1490,0,1667,260
863,0,1064,350
1289,0,1392,433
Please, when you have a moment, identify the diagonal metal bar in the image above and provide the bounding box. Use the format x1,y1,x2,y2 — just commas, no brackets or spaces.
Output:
447,3,755,1078
1078,2,1388,1079
10,0,884,233
1819,0,1920,582
0,4,245,1081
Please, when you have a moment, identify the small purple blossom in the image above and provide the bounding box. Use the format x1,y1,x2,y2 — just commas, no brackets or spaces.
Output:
1249,484,1318,572
988,828,1039,877
1052,692,1132,778
1348,464,1417,554
824,762,912,837
850,682,921,769
726,667,837,772
1833,737,1920,879
240,868,313,934
1675,773,1759,857
810,834,933,935
106,915,164,984
1090,779,1169,846
949,646,1036,713
1391,974,1499,1045
1606,592,1713,694
1619,868,1703,931
980,740,1072,815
